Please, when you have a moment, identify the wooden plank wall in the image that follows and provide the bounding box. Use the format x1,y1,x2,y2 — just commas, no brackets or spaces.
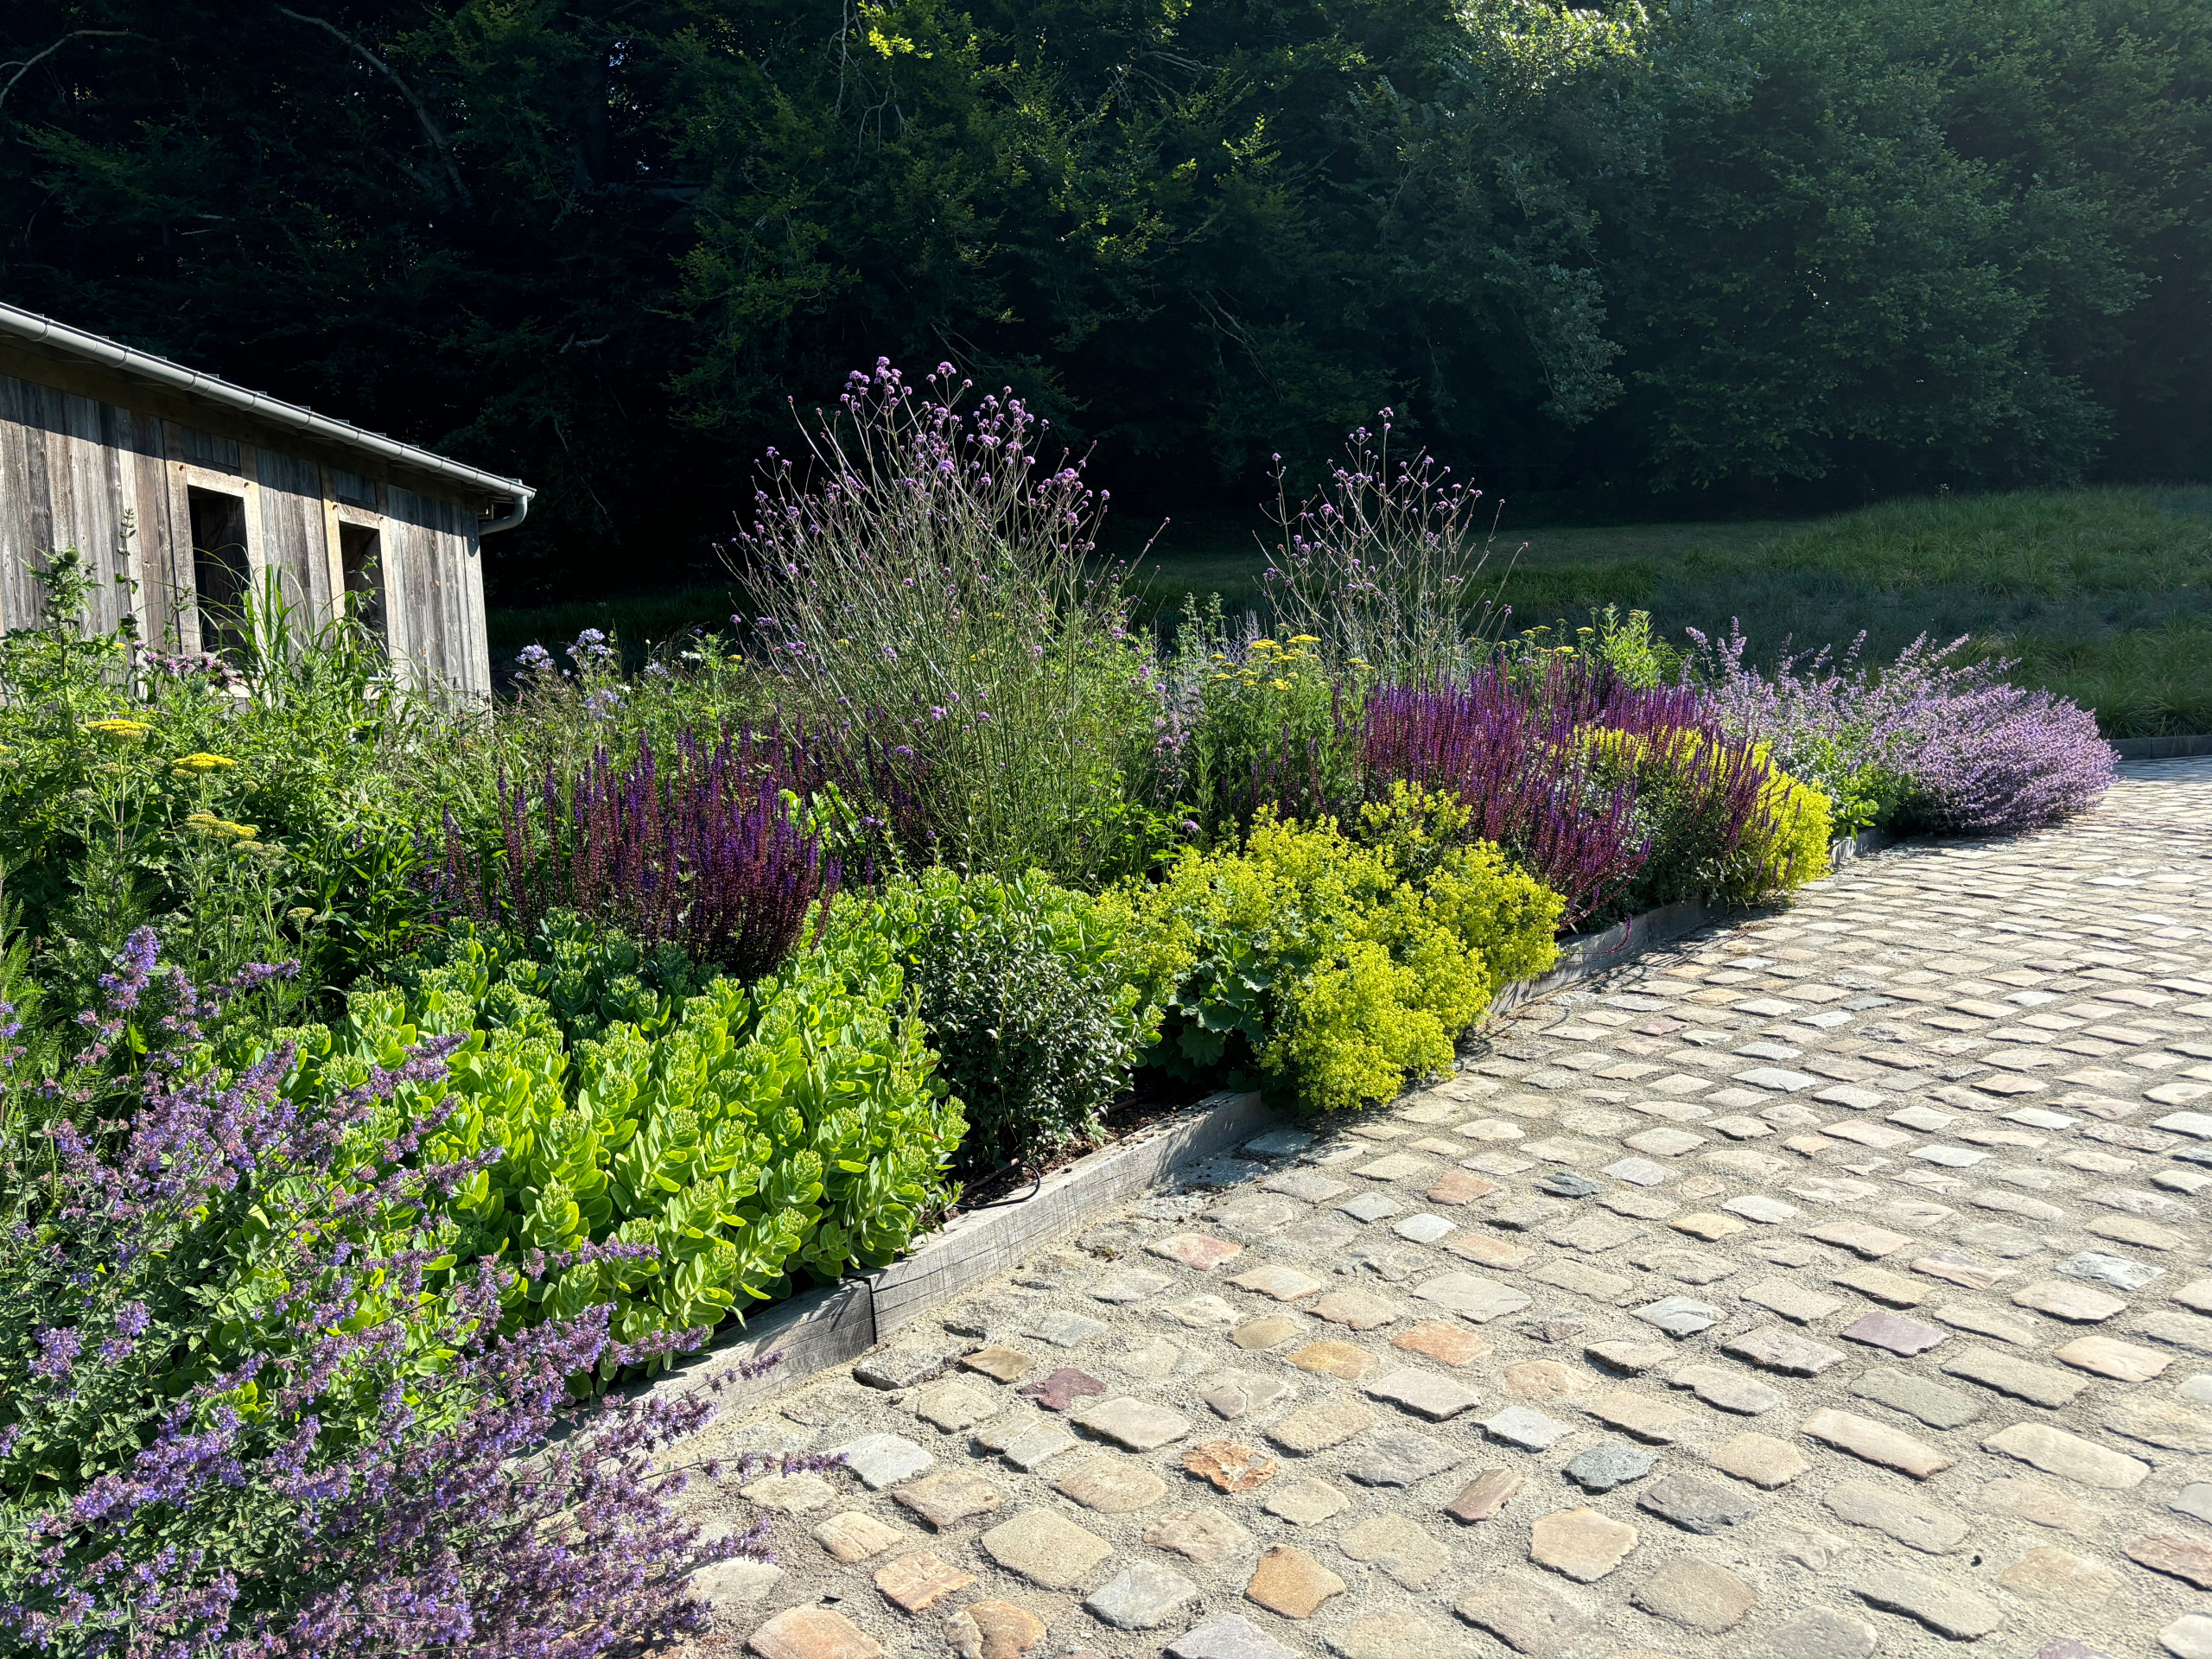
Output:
0,367,490,699
385,484,491,701
252,448,339,633
0,376,149,638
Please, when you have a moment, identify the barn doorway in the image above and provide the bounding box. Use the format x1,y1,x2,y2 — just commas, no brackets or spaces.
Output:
338,522,388,649
186,487,251,664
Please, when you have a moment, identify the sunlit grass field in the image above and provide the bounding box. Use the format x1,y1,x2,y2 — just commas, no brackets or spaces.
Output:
490,486,2212,737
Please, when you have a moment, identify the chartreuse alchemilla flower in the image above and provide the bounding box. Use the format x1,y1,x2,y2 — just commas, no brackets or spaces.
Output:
87,717,152,742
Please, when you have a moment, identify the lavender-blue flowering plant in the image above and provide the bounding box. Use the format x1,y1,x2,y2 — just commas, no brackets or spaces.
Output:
1688,626,2116,835
0,930,802,1658
437,728,838,984
727,360,1160,882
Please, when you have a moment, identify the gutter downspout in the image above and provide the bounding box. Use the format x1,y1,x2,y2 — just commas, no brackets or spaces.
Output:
480,495,529,536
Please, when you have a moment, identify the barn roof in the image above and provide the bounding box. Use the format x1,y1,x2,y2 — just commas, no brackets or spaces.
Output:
0,301,533,530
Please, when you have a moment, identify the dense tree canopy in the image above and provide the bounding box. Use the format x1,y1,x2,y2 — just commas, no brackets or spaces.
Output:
3,0,2207,596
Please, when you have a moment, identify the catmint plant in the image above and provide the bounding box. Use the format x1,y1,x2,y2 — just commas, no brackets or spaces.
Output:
0,929,806,1658
1688,626,2116,834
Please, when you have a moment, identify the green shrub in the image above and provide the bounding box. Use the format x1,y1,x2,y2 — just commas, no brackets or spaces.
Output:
837,868,1155,1174
0,557,464,1020
1789,735,1914,836
1586,728,1834,907
330,921,963,1357
1114,805,1560,1113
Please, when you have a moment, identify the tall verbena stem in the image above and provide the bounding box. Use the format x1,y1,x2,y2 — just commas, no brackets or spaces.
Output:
1262,412,1516,682
726,360,1157,882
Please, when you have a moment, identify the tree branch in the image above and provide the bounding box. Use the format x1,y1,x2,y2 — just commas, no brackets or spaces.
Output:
272,6,473,211
0,30,140,113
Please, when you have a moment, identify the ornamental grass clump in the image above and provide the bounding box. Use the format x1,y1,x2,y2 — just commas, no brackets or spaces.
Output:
438,728,837,983
728,360,1157,882
0,928,792,1659
1689,626,2116,834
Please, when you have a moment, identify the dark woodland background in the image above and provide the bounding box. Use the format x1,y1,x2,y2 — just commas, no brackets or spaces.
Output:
3,0,2207,601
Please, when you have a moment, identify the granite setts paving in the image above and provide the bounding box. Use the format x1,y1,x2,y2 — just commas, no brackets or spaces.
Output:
670,759,2212,1659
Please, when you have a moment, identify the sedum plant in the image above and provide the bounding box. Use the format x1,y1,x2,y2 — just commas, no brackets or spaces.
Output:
1115,802,1560,1112
351,918,963,1355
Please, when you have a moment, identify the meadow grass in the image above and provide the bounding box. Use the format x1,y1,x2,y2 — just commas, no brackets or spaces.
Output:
491,486,2212,736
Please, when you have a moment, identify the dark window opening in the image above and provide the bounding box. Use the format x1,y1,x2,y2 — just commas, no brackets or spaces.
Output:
339,523,387,646
187,487,250,664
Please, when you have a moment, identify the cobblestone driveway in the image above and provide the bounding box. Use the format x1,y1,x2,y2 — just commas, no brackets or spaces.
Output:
680,759,2212,1659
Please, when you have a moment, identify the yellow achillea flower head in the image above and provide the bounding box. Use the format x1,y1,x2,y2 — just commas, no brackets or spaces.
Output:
171,753,236,774
88,717,152,741
184,812,258,841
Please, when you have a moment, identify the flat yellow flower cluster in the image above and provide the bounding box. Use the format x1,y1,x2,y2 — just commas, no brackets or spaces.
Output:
1211,635,1326,687
184,810,264,850
169,752,237,780
87,717,152,742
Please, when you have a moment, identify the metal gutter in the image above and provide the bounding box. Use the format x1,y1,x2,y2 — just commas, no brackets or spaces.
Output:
0,302,535,534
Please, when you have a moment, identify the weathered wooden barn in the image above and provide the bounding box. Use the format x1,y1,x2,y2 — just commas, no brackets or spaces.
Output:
0,302,533,701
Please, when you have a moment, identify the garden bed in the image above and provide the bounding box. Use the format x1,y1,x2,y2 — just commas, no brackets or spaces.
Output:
0,378,2123,1656
641,823,1901,1415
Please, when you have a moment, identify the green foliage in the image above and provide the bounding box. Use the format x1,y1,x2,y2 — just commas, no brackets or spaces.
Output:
392,910,716,1045
836,868,1154,1173
346,923,963,1357
1173,621,1363,838
1626,0,2212,490
0,565,448,1028
1586,729,1836,907
1114,804,1560,1113
1790,738,1914,836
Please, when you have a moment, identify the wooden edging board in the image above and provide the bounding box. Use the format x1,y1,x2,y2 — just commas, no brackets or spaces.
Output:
2111,734,2212,760
646,1087,1276,1413
642,823,1897,1414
